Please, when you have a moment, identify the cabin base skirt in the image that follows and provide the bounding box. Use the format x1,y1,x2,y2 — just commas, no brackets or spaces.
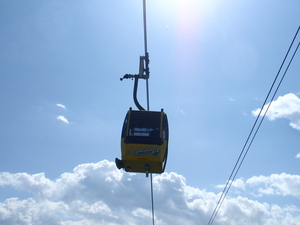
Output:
115,158,164,174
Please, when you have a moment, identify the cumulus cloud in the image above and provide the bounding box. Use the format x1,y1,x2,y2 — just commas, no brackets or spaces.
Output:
56,115,70,124
219,173,300,200
56,103,66,109
252,93,300,131
1,161,300,225
215,178,246,191
246,173,300,198
296,153,300,159
0,198,62,225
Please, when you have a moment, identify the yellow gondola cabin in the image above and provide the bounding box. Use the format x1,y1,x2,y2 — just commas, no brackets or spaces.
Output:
115,108,169,176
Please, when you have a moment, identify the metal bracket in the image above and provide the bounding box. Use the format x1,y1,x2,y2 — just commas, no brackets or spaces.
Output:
120,56,149,111
145,164,150,177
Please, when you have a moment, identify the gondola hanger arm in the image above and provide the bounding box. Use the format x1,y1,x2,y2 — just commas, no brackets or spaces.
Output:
120,56,149,111
120,56,149,81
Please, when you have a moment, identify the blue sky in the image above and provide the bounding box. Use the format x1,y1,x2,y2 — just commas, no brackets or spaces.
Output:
0,0,300,224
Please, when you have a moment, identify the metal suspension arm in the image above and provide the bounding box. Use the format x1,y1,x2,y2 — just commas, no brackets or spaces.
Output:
120,56,149,111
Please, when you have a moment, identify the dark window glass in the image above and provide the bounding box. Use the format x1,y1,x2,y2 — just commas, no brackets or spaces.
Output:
121,114,128,138
162,115,168,140
129,112,161,137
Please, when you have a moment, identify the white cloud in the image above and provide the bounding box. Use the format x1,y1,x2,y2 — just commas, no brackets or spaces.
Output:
0,198,62,225
1,161,300,225
56,103,66,109
246,173,300,198
222,173,300,199
216,178,246,191
296,153,300,159
177,107,185,114
57,115,70,124
252,93,300,131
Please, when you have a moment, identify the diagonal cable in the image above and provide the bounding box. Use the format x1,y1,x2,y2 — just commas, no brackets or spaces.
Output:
207,26,300,225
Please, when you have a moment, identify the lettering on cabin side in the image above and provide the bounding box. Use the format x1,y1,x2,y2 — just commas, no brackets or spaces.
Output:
127,147,160,157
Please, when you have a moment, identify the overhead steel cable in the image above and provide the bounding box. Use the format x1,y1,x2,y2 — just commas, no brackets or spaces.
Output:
142,1,155,224
150,173,155,225
143,0,150,111
218,40,300,211
209,40,300,225
207,26,300,225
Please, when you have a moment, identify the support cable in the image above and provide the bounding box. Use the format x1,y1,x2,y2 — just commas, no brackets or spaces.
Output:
217,40,300,216
143,0,150,111
150,173,155,225
142,1,155,224
207,26,300,225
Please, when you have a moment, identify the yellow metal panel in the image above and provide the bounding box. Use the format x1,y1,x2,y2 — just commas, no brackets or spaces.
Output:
121,138,167,173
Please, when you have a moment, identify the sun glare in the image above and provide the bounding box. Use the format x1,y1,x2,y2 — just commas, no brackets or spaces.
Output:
151,0,219,41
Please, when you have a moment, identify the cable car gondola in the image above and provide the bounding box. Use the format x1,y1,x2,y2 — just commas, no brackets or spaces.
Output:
115,19,169,175
116,108,168,175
